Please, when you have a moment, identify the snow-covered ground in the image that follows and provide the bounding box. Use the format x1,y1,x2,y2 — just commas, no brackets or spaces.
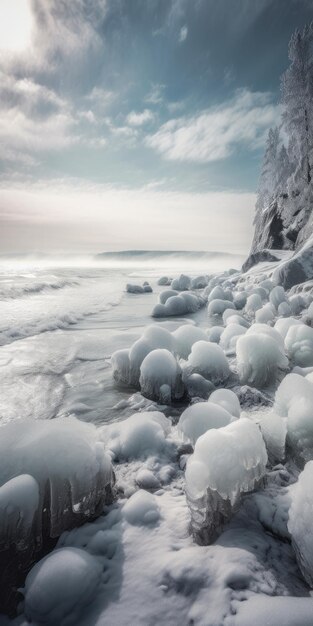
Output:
1,252,313,626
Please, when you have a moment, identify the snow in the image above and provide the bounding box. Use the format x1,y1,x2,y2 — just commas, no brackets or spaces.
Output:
23,547,102,626
101,411,173,461
285,323,313,366
183,340,230,384
236,332,288,388
208,299,235,316
173,324,209,359
209,389,241,418
139,348,184,402
288,461,313,586
178,401,234,444
122,490,160,525
230,596,313,626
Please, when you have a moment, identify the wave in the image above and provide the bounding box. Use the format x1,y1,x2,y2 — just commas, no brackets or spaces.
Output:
0,278,80,301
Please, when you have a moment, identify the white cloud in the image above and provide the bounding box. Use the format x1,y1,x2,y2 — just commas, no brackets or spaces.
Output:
145,83,165,105
85,87,115,109
146,89,280,163
126,109,155,126
179,25,188,42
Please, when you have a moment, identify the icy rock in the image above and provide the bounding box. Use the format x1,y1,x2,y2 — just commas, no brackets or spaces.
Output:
139,349,184,402
225,314,250,328
185,418,267,543
171,274,191,291
126,283,145,293
178,401,233,444
159,289,178,304
23,547,102,626
207,286,226,302
101,411,172,461
255,303,275,324
173,324,209,359
143,283,153,293
157,276,171,286
246,323,285,349
274,373,313,461
135,469,160,490
209,388,241,418
274,316,302,340
208,299,235,316
270,285,287,309
219,323,246,352
123,490,160,526
278,301,292,317
152,292,205,318
251,286,268,300
285,324,313,367
206,325,224,343
236,385,272,408
288,461,313,587
233,291,247,309
245,293,262,315
183,341,230,385
190,275,208,289
111,348,131,385
289,294,306,315
258,412,287,464
183,372,215,399
236,333,288,388
222,307,240,324
0,474,39,551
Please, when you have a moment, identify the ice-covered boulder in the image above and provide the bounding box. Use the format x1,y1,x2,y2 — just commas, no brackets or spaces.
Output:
152,292,205,317
225,313,250,328
139,349,184,402
236,333,288,388
233,291,247,309
274,373,313,462
185,418,267,543
269,285,287,309
219,323,246,353
101,411,172,461
255,303,275,324
178,401,233,444
206,325,224,343
246,323,285,349
245,293,262,315
207,286,226,302
285,324,313,367
190,275,208,289
23,547,102,626
208,299,235,316
159,289,179,304
157,276,171,286
209,388,241,418
126,283,144,293
258,412,287,464
289,294,306,315
123,490,160,526
183,372,215,399
173,324,209,359
171,274,191,291
278,301,292,317
0,474,39,552
288,462,313,587
274,317,302,340
183,341,230,385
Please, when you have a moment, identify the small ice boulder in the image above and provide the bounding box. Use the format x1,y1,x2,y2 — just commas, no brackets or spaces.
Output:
245,293,262,315
233,291,247,309
285,324,313,367
178,401,233,444
225,314,250,328
191,275,208,289
152,292,205,317
173,324,209,359
171,274,191,291
135,469,160,490
208,299,235,316
183,341,230,385
274,317,302,340
159,289,179,304
123,490,160,526
126,283,144,293
278,301,292,317
236,333,288,388
183,373,215,399
270,285,286,309
207,286,226,302
157,276,171,286
209,388,241,418
23,547,102,626
206,326,224,343
288,461,313,586
274,373,313,461
246,323,285,349
258,412,287,464
289,294,306,316
219,323,246,352
101,411,172,460
139,349,184,402
255,303,275,324
0,474,39,550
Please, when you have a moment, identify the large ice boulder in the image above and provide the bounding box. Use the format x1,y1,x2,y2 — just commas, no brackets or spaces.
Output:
173,324,209,359
219,323,246,353
171,274,191,291
207,286,226,302
269,285,287,309
236,333,288,388
101,411,172,461
208,299,235,316
182,341,230,385
255,303,275,324
206,326,224,343
288,462,313,587
274,317,302,340
185,418,267,543
178,401,234,444
257,412,287,464
246,323,285,349
209,388,241,418
245,293,262,315
159,289,179,304
139,349,184,402
274,373,313,462
191,275,208,289
22,547,102,626
183,373,215,399
285,324,313,367
152,291,205,317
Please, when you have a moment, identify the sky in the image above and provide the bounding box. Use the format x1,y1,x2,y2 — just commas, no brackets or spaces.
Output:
0,0,313,255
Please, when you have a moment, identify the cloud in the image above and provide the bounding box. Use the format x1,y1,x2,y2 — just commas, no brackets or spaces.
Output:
146,89,280,163
126,109,155,126
144,83,165,105
179,25,188,42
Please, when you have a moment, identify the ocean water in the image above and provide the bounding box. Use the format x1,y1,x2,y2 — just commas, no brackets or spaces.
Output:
0,251,244,427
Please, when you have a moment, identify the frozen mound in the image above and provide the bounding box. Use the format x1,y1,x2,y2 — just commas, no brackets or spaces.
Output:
23,547,102,626
0,417,113,613
288,461,313,587
225,313,250,328
274,317,302,339
173,324,209,359
258,412,287,464
183,341,230,385
219,323,246,353
255,303,275,324
111,325,174,387
157,276,171,286
190,275,208,289
209,388,241,418
152,291,205,318
126,283,145,293
251,286,268,300
206,325,223,343
182,372,214,399
178,401,233,444
185,418,267,543
236,333,288,388
122,490,160,526
159,289,178,304
171,274,191,291
245,293,262,315
285,323,313,367
207,299,235,316
278,301,292,317
233,291,247,309
274,373,313,461
289,294,306,315
139,349,184,402
222,307,240,324
269,285,287,310
246,323,285,349
101,411,172,461
207,285,226,302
